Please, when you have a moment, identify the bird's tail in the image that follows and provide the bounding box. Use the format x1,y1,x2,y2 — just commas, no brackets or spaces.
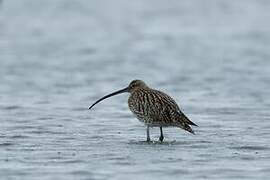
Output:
183,123,195,134
173,111,197,134
179,112,198,126
176,112,196,134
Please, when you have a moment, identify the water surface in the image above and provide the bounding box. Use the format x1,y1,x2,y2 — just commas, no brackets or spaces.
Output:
1,0,270,179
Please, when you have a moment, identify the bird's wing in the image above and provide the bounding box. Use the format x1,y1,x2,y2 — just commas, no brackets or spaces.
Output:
154,90,197,126
149,90,197,134
154,90,181,111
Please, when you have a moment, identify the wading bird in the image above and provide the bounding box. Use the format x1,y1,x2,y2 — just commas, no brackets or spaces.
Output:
89,80,197,142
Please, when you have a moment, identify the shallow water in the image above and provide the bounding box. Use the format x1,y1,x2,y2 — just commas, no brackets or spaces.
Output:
1,0,270,179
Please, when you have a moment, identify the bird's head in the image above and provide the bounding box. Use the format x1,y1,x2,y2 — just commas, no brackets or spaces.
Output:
89,80,148,110
127,80,148,93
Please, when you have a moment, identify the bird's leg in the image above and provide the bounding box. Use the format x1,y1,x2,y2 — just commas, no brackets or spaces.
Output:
146,125,151,142
159,127,164,142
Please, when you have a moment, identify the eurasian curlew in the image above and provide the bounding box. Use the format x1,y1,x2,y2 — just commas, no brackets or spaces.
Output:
89,80,197,142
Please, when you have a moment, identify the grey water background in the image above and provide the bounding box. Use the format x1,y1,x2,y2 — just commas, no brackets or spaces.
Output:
1,0,270,179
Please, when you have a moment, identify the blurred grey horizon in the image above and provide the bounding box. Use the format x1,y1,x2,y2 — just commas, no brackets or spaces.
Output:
0,0,270,180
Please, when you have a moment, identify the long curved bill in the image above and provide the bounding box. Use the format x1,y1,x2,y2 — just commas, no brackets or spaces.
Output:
89,87,129,110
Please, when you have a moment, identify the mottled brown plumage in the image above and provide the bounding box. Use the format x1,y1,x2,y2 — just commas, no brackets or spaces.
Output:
89,80,197,142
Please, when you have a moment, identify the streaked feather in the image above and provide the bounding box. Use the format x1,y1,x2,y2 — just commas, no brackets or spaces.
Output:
128,88,196,134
